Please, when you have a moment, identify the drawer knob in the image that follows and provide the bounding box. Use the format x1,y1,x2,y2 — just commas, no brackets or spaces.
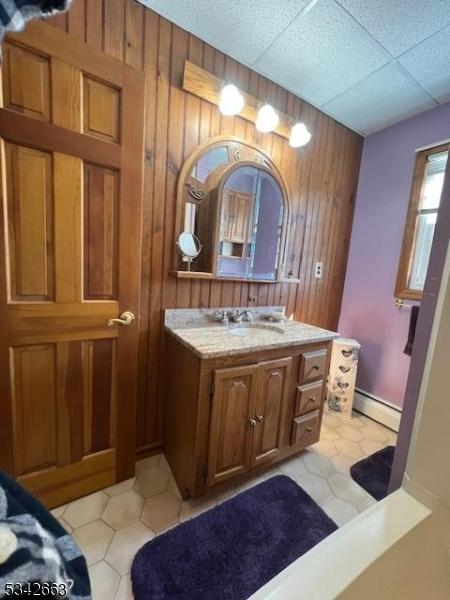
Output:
312,363,320,370
309,396,316,403
305,426,313,433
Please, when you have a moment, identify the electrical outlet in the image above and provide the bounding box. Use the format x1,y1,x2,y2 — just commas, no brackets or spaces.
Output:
314,262,323,279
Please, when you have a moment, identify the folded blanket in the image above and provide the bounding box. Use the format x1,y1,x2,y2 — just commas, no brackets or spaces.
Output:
0,0,71,49
0,471,90,599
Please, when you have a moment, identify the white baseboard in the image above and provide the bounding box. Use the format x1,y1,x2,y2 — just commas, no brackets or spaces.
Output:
353,389,402,432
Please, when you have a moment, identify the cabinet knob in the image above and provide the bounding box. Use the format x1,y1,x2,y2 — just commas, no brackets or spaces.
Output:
309,396,316,403
312,363,320,370
249,418,257,427
255,414,264,423
305,426,313,433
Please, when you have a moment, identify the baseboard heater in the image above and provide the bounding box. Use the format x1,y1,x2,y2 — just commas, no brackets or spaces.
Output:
353,389,402,432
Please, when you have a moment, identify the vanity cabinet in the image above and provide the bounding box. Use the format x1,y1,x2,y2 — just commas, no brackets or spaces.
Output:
164,333,331,499
208,358,291,485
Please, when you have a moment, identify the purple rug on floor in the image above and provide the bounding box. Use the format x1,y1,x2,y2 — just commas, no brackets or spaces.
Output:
350,446,395,501
131,475,337,600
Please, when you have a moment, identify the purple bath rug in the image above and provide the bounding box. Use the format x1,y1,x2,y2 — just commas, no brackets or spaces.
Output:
350,445,395,501
131,475,337,600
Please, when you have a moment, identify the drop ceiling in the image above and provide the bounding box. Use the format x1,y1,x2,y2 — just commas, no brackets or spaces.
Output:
138,0,450,136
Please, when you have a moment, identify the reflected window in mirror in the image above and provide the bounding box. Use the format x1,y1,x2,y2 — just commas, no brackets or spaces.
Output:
190,145,229,183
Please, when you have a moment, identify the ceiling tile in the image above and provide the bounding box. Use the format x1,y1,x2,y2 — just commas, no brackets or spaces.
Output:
138,0,310,64
323,63,437,134
254,0,390,107
337,0,450,57
399,25,450,104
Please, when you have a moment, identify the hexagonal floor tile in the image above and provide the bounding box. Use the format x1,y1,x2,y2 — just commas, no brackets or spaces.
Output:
296,472,333,505
278,454,307,480
357,496,377,513
104,477,136,497
359,426,388,442
135,455,159,473
50,505,67,519
134,467,170,498
310,439,338,457
336,424,363,442
89,560,120,600
114,574,133,600
57,517,73,534
158,454,171,474
320,424,340,441
322,497,358,527
322,412,341,428
304,452,337,478
179,496,216,522
334,438,364,460
167,475,182,499
102,490,144,530
328,473,367,506
105,522,154,575
64,491,109,529
331,454,356,473
141,491,181,533
360,439,385,455
72,520,113,565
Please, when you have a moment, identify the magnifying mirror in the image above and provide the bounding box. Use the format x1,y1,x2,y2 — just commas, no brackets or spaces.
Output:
176,232,202,271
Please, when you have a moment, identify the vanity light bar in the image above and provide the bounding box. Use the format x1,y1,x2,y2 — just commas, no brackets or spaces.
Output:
182,60,312,146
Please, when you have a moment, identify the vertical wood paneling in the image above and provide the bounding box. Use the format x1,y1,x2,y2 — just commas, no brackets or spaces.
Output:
91,339,114,452
46,0,363,455
86,0,104,50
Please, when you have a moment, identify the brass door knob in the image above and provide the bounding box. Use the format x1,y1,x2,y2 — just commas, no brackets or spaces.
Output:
107,311,136,327
249,418,257,427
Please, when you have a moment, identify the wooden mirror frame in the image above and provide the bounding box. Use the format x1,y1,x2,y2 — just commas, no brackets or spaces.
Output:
173,136,290,282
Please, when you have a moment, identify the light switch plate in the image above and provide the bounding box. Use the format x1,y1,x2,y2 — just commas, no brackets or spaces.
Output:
315,262,323,279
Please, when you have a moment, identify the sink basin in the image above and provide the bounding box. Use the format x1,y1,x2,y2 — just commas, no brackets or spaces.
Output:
227,324,284,337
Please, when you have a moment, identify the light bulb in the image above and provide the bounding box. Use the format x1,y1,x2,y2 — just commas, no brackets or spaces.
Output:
289,122,311,147
218,84,244,116
256,104,279,133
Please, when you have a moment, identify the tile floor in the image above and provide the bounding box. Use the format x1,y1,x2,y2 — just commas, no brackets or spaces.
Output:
51,411,397,600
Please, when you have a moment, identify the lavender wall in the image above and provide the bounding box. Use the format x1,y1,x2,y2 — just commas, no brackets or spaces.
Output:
338,103,450,408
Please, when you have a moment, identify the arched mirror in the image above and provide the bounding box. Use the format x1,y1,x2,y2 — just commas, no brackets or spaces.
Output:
175,137,289,281
217,165,284,281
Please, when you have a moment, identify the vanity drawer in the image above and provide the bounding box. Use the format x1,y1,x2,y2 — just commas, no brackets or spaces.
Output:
291,411,320,446
295,380,324,415
299,349,327,383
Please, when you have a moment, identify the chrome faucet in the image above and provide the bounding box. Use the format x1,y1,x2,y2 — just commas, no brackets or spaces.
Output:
227,309,255,323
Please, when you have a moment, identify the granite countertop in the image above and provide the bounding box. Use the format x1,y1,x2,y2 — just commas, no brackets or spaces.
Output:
164,308,338,359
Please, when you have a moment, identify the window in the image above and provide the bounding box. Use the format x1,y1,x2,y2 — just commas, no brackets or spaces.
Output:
395,144,448,300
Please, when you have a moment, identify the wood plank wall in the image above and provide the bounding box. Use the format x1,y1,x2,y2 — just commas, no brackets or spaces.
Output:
46,0,363,456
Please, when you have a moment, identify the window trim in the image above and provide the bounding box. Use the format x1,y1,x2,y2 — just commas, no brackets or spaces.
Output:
395,143,448,300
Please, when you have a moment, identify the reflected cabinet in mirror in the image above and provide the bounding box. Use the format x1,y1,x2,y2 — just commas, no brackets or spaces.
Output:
175,137,289,282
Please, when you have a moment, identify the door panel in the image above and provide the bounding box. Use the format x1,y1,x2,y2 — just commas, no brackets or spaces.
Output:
5,143,54,301
0,22,144,506
252,358,292,466
207,365,257,486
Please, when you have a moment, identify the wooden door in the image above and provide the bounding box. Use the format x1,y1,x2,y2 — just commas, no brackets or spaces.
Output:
252,358,292,466
0,22,145,507
207,365,257,486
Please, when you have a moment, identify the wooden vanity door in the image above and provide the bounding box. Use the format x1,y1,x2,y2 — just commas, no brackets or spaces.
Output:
207,365,257,486
0,22,144,507
252,358,292,467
